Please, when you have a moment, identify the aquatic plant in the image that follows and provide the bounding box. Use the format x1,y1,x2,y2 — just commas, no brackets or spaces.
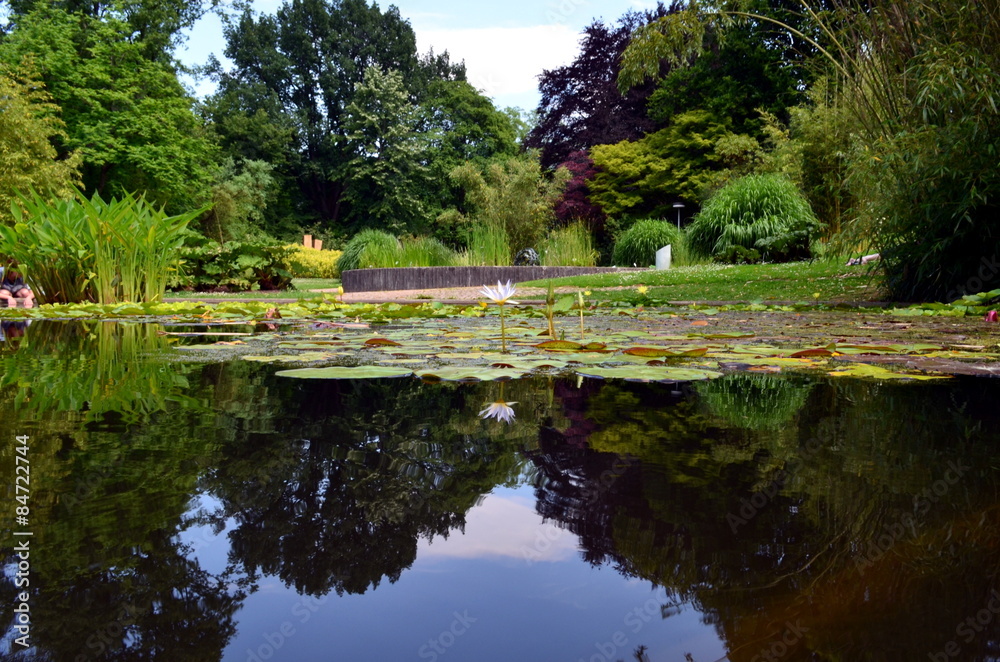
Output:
1,190,202,304
480,280,518,353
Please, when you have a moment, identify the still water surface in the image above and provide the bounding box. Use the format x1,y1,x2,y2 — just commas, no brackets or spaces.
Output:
2,322,1000,662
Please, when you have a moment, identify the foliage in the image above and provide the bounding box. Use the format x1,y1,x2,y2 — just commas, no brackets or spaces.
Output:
172,236,294,292
588,110,729,223
340,66,432,234
443,153,570,255
464,222,511,267
525,5,675,169
832,1,1000,301
0,190,200,303
336,229,401,272
0,7,216,211
714,245,762,265
286,245,342,279
417,78,518,169
611,219,683,268
0,63,81,225
539,223,599,267
198,159,276,243
644,0,809,137
208,0,474,235
618,0,1000,301
686,174,820,262
398,236,457,267
552,150,608,239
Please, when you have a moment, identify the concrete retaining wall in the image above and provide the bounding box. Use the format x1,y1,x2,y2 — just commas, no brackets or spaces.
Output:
341,266,643,293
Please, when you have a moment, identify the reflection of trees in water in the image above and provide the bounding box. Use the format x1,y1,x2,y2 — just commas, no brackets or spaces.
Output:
0,335,242,661
203,374,543,597
531,377,1000,661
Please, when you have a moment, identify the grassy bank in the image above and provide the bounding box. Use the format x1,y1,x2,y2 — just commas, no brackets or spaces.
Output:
165,278,341,300
520,259,883,303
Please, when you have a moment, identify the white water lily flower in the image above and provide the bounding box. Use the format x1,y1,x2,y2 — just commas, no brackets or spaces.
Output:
479,400,518,424
480,280,518,305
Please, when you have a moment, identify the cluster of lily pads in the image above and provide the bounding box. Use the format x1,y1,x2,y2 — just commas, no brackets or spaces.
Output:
167,313,999,383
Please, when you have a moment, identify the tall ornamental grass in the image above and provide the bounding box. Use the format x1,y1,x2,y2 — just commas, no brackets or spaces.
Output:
336,230,459,270
540,223,598,266
466,221,511,266
337,229,401,272
611,219,683,268
398,236,457,267
686,174,820,262
0,190,202,303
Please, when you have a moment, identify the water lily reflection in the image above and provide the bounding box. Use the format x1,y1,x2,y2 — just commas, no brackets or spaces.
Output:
479,400,518,424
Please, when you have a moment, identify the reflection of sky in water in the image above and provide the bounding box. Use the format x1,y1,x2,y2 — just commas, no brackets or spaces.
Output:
181,486,726,662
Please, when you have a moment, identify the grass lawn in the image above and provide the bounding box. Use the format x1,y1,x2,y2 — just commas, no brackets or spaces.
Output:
166,278,341,300
520,259,884,303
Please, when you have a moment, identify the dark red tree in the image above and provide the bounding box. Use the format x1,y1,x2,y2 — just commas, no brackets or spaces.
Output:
554,150,604,228
525,3,681,170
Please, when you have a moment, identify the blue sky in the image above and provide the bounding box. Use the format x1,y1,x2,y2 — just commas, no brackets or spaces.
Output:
178,0,658,110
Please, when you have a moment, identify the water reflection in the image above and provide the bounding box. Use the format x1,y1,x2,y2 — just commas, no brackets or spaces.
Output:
1,322,1000,661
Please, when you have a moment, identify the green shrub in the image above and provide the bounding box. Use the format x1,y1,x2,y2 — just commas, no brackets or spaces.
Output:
286,245,342,278
171,235,294,291
686,174,821,262
337,229,401,272
714,245,762,265
540,223,598,266
611,219,682,268
1,190,202,304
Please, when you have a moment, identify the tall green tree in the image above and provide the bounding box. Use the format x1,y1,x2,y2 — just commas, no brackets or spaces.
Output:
0,63,81,224
0,6,216,210
339,66,430,234
587,110,730,227
210,0,425,230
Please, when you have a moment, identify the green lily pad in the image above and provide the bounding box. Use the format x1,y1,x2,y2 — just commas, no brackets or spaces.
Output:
576,366,724,382
827,363,952,380
275,366,413,379
534,340,584,351
415,367,527,381
244,352,333,363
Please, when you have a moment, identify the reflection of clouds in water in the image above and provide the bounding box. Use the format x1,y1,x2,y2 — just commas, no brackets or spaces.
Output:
417,495,577,562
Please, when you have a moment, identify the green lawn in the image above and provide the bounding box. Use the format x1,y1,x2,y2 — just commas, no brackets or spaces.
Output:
166,278,341,300
520,259,884,303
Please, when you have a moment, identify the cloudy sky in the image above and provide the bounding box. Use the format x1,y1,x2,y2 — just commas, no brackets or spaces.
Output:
178,0,656,110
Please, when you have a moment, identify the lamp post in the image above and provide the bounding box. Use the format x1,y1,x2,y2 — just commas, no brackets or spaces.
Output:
673,203,685,231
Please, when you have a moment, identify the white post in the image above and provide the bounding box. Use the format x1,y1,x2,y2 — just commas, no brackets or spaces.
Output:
655,245,672,270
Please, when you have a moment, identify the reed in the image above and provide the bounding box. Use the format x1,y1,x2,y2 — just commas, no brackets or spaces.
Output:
539,223,598,267
1,190,200,303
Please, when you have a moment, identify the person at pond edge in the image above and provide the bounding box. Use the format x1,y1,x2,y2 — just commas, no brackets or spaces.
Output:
1,260,35,308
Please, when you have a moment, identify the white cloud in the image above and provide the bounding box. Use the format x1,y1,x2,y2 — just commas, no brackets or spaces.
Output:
417,494,579,563
416,24,581,104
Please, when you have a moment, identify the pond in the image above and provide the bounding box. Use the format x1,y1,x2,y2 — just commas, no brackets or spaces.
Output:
2,320,1000,662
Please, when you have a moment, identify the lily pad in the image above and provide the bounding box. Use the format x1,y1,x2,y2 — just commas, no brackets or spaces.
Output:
576,366,723,382
827,363,951,380
415,367,527,381
275,366,413,379
244,352,333,363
